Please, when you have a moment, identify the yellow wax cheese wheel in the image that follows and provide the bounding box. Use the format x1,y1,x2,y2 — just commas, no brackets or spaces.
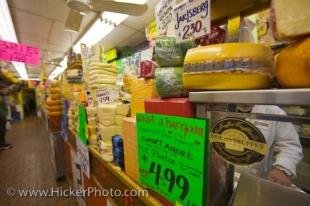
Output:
184,43,274,64
276,38,310,88
183,43,274,90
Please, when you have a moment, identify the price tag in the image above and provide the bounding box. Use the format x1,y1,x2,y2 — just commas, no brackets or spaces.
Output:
137,113,209,206
174,0,211,42
0,40,40,65
96,87,119,105
155,0,176,35
76,137,90,178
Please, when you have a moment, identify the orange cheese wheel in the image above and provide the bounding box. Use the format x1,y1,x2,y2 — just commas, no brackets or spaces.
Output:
276,38,310,88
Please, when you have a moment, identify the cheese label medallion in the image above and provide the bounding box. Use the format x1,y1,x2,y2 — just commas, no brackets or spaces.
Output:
211,117,267,165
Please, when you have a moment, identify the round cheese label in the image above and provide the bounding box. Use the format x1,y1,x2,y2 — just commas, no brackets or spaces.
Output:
210,117,267,165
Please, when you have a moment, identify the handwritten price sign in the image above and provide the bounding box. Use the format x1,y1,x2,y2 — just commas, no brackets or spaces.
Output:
76,137,90,178
155,0,176,35
0,40,40,65
137,113,209,206
96,87,119,105
174,0,211,42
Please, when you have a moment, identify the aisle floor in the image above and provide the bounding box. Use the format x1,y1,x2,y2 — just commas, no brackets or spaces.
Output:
0,116,77,206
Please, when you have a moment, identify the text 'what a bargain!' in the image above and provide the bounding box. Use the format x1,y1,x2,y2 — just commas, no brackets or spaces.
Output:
137,113,210,206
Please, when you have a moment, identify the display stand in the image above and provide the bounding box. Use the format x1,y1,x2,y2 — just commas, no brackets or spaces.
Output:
189,89,310,205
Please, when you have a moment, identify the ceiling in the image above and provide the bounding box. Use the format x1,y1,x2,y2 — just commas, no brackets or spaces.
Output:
7,0,160,79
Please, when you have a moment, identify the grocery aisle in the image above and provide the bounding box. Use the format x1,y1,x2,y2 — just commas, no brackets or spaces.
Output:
0,116,77,206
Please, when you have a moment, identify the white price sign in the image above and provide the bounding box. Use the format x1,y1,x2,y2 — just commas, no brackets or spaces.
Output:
174,0,211,42
155,0,176,35
76,137,90,178
96,87,119,105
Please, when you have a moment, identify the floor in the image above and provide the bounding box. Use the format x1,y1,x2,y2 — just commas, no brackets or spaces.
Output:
0,116,77,206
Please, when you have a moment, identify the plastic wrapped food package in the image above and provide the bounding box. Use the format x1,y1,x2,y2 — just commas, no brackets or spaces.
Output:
140,60,158,79
155,36,195,67
155,67,187,98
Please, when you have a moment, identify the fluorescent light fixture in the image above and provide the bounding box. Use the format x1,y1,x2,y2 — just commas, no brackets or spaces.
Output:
48,56,68,80
73,11,128,53
0,0,28,79
27,78,40,81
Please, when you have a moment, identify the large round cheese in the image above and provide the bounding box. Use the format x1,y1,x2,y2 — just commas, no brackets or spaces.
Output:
276,38,310,88
183,43,274,90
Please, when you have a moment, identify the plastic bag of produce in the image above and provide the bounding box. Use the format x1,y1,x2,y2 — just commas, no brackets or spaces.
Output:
155,36,195,67
155,67,187,98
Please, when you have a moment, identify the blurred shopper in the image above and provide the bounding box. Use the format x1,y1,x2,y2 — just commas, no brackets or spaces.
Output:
0,95,12,150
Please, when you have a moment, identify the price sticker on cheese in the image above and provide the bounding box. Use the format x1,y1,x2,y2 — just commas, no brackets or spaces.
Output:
96,87,119,105
174,0,211,42
137,113,210,206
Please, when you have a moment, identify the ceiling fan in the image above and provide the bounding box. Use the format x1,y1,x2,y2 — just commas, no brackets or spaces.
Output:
65,0,148,32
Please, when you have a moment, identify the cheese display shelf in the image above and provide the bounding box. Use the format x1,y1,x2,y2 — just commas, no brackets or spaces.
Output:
190,89,310,123
89,146,165,206
189,89,310,106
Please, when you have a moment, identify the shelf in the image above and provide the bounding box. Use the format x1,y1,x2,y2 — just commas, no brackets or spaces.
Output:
189,89,310,106
211,0,270,24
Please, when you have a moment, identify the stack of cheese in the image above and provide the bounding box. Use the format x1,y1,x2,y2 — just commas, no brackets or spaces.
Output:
66,61,83,83
46,82,63,117
96,102,121,162
115,103,130,136
85,63,118,90
86,106,97,147
68,104,78,134
131,78,158,116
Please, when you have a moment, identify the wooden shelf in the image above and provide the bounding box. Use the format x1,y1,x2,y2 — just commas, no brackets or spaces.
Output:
89,146,164,206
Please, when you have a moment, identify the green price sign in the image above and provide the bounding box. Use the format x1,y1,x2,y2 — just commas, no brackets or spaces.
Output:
137,113,209,206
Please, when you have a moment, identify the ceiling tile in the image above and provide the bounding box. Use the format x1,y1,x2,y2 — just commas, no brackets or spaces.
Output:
49,21,78,47
97,24,137,51
117,32,146,48
13,8,53,41
8,0,69,22
122,0,160,31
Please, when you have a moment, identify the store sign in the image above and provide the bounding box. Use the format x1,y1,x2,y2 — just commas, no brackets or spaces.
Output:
77,137,90,178
96,87,119,104
137,113,209,206
0,40,40,65
210,118,268,165
174,0,211,42
78,105,88,144
155,0,176,35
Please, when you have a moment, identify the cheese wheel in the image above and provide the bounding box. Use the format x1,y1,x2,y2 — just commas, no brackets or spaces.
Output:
183,43,274,90
46,99,61,106
47,111,63,117
276,38,310,88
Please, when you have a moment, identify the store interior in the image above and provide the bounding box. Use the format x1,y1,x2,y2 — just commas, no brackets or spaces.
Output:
0,0,310,206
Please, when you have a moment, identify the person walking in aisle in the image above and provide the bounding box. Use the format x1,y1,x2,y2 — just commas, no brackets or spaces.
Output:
0,94,12,150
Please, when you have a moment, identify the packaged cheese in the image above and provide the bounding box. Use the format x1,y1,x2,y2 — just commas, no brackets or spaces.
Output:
98,125,116,143
116,104,130,116
155,67,187,98
123,117,139,181
115,115,124,126
115,126,123,136
272,0,310,40
131,78,158,116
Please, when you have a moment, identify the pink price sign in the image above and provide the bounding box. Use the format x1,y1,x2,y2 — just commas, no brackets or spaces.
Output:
0,40,40,65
